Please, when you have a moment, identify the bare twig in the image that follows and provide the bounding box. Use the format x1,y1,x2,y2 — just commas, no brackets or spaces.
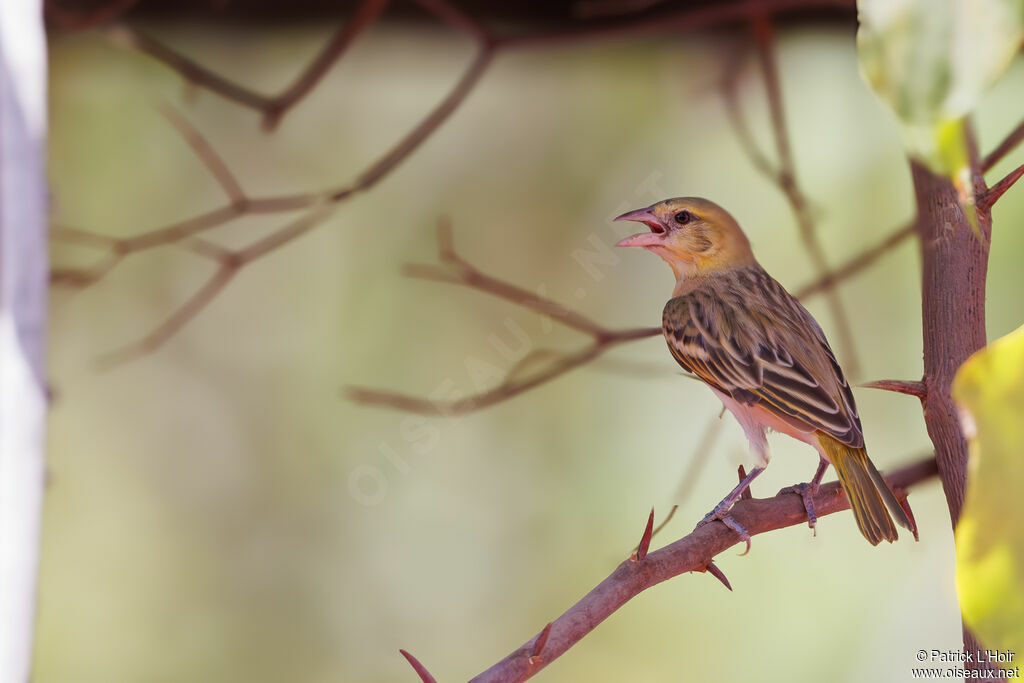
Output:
347,215,916,416
56,0,857,364
53,43,493,359
465,457,938,683
792,222,915,299
157,102,246,205
108,0,390,130
981,116,1024,173
346,221,660,413
99,0,853,141
739,16,861,378
96,261,238,367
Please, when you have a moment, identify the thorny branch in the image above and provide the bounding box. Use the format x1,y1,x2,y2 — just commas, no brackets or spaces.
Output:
444,457,936,683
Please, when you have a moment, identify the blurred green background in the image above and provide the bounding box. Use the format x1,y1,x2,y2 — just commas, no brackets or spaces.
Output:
42,19,1024,683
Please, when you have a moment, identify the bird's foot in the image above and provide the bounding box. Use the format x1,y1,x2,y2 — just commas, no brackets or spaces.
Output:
778,481,818,535
696,503,752,555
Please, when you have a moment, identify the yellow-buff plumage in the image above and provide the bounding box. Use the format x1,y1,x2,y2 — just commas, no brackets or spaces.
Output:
615,197,912,545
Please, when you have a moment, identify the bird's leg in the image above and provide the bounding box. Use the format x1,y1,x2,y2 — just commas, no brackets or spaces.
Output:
778,458,829,534
695,466,765,553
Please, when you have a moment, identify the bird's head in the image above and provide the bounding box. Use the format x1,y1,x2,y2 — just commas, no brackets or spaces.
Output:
614,197,756,280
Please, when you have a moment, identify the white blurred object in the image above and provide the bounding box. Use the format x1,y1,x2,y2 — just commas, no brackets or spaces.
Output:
0,0,48,681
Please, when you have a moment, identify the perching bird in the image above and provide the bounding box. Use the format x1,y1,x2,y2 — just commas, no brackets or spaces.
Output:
614,197,912,546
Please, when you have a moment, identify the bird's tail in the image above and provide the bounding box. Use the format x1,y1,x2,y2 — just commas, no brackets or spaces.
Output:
817,433,912,545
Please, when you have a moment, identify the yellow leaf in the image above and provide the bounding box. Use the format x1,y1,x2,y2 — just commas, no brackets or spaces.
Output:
952,325,1024,661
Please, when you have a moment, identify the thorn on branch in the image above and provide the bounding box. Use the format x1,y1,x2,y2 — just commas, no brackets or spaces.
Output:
399,649,438,683
737,465,752,500
861,378,927,400
705,561,732,591
892,487,920,542
633,508,655,561
469,456,938,682
530,622,553,660
979,162,1024,212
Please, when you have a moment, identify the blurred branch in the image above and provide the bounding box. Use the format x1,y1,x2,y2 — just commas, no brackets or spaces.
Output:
55,0,855,362
347,215,918,415
105,0,851,128
721,17,861,378
792,221,915,298
96,203,336,366
981,115,1024,173
460,456,938,683
108,0,390,130
345,221,660,414
53,43,492,360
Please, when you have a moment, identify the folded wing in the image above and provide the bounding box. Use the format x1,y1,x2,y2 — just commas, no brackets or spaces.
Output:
662,268,863,448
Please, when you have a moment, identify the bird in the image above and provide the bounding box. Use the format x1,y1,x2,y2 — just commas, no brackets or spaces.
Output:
614,197,913,546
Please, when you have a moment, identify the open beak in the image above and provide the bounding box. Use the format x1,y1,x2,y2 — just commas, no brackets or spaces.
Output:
614,207,666,248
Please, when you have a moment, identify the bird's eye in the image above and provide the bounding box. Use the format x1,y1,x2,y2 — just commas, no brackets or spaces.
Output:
674,211,692,225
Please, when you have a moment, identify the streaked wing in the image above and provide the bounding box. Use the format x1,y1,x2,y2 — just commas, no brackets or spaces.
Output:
663,267,863,447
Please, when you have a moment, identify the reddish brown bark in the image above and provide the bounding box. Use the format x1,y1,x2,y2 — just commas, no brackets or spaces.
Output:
910,152,993,676
466,459,937,683
910,161,989,525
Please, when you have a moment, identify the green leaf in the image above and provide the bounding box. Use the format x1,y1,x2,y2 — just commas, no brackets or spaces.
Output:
857,0,1023,235
952,325,1024,660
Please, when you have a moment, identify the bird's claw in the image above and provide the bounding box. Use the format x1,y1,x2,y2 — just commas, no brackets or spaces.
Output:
696,503,752,555
778,482,818,535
